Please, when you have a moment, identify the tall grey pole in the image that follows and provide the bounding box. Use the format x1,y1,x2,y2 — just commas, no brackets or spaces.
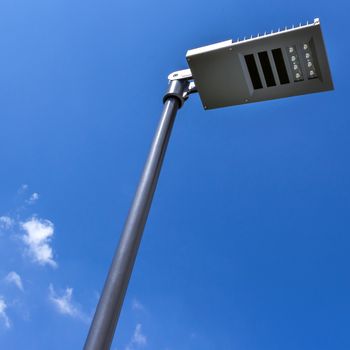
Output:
84,79,189,350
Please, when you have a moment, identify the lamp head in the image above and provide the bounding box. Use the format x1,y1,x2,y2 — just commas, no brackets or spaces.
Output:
186,18,333,110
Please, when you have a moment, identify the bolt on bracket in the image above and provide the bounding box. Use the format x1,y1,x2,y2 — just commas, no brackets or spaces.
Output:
168,68,193,81
164,68,197,106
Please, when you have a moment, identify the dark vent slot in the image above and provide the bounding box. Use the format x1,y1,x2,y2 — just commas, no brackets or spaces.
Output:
258,51,276,87
272,48,289,85
244,54,263,89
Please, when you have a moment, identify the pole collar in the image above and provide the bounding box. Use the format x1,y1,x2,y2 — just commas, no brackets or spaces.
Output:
163,69,197,108
163,80,188,108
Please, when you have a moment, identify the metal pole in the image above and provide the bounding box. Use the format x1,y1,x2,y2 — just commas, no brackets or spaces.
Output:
84,80,188,350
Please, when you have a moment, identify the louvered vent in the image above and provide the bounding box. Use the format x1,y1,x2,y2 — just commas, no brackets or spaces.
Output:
245,48,291,89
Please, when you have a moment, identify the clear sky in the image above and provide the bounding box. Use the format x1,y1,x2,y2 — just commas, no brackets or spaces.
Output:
0,0,349,349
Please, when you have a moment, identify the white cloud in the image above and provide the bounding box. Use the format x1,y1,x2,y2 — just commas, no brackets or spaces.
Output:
0,297,10,329
132,299,144,312
21,217,57,267
132,324,147,346
49,284,77,316
18,184,28,194
0,216,14,230
26,192,39,205
125,324,147,350
48,284,88,322
5,271,23,291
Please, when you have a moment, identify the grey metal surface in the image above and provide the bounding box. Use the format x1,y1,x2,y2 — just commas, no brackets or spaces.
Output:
84,81,186,350
163,79,189,107
168,68,192,81
186,18,334,109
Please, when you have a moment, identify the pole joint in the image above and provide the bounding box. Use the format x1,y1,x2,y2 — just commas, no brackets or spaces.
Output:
163,69,197,108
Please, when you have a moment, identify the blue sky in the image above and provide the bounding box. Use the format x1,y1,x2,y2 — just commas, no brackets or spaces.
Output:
0,0,349,349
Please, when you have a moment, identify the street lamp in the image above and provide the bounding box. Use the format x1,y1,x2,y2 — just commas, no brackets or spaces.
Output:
84,18,333,350
183,17,333,109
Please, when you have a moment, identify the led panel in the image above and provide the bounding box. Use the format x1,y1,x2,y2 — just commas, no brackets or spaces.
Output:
186,18,333,110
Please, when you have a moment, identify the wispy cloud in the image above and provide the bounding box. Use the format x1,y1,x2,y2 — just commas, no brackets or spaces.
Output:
48,284,88,322
21,217,57,267
132,299,145,312
0,297,10,329
26,193,39,205
48,284,78,316
5,272,23,292
125,324,147,350
17,184,28,194
0,216,14,230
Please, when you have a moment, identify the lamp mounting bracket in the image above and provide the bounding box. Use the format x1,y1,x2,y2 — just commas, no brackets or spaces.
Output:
168,68,193,81
164,68,197,107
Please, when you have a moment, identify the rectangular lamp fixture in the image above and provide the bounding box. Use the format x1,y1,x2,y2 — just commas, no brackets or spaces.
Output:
186,18,334,110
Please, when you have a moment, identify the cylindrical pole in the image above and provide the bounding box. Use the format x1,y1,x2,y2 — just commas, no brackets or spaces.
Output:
84,80,187,350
